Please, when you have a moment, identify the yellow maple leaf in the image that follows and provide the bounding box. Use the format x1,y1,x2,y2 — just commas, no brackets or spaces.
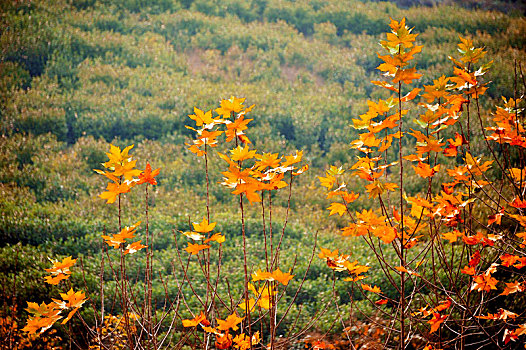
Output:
318,174,336,190
327,202,347,216
215,96,246,117
230,144,257,162
188,107,214,126
192,217,217,233
281,150,303,168
238,298,256,313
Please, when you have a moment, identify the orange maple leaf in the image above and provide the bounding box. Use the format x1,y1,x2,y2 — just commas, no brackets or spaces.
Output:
500,281,524,296
282,150,303,168
182,311,208,327
341,191,359,203
395,265,420,276
215,331,233,349
124,240,147,255
58,288,87,309
511,198,526,209
451,67,477,89
500,254,520,267
382,18,418,50
137,163,160,186
469,250,481,267
413,162,440,178
400,87,421,102
251,269,273,282
225,115,253,142
477,308,518,320
488,209,504,225
204,233,225,244
471,273,498,292
428,313,448,333
217,313,244,332
371,80,399,92
44,274,70,285
55,289,88,324
99,182,131,204
186,143,206,157
185,243,211,255
232,332,260,350
102,221,141,249
503,328,519,344
393,67,422,85
442,230,462,243
45,256,76,284
365,180,398,198
254,152,282,171
434,298,452,313
271,268,295,286
318,248,340,260
461,266,476,275
509,168,526,183
361,283,382,294
251,268,294,285
463,232,484,245
319,174,336,190
514,257,526,269
514,324,526,337
22,302,62,334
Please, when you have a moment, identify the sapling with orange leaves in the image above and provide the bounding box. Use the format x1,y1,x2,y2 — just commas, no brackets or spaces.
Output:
93,144,162,348
23,256,87,336
319,18,526,349
181,96,316,349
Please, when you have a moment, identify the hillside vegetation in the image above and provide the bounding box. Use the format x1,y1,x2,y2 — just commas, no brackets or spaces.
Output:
1,0,525,348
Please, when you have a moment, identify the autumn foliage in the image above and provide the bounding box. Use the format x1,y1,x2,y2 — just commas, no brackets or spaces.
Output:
19,17,526,349
317,17,526,349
